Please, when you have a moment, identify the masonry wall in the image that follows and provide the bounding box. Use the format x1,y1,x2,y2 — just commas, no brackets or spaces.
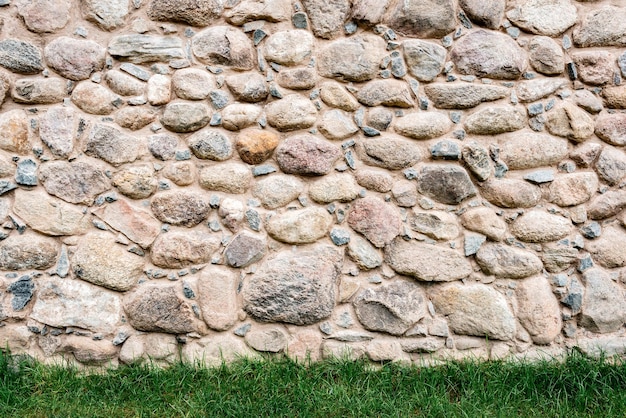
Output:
0,0,625,367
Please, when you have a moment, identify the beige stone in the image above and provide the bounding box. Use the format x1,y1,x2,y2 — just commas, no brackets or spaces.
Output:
460,207,506,241
516,276,562,345
510,210,572,243
197,267,238,331
266,207,332,244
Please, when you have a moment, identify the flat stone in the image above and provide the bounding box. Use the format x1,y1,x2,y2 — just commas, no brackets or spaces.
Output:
462,141,492,182
430,283,516,341
109,35,185,64
577,337,626,358
105,70,146,96
357,135,423,170
266,207,333,244
222,103,262,131
515,78,567,103
31,277,121,333
193,26,254,70
0,39,43,74
252,174,303,209
148,0,223,26
595,146,626,185
12,77,67,104
264,30,314,66
587,226,626,269
416,164,476,205
182,335,257,365
147,74,171,105
545,103,594,142
245,328,287,353
408,210,459,241
125,285,206,334
424,83,509,109
225,0,290,26
548,172,598,207
356,80,414,108
573,90,603,114
151,231,220,269
588,190,626,220
528,36,564,75
276,134,341,175
451,30,527,80
72,232,144,291
572,51,614,86
13,189,89,236
499,133,568,170
44,37,105,80
394,112,451,140
460,207,506,241
225,231,266,268
198,162,251,194
196,267,238,331
384,0,456,38
581,268,626,333
82,0,129,31
276,67,317,90
353,280,427,336
187,129,232,161
385,237,472,282
319,81,360,111
150,190,210,226
596,113,626,146
511,210,572,243
115,107,156,131
226,73,268,103
16,0,70,33
309,174,360,203
71,81,120,115
86,123,142,166
161,102,211,133
318,109,359,140
171,68,213,100
93,199,160,249
402,40,446,82
347,234,382,270
459,0,504,29
265,94,317,131
39,159,111,205
243,246,342,325
541,245,578,273
348,196,401,248
317,35,386,82
480,178,542,208
0,110,30,154
573,6,626,47
111,164,158,199
476,243,543,279
506,0,577,36
148,133,177,161
0,232,58,270
464,107,526,135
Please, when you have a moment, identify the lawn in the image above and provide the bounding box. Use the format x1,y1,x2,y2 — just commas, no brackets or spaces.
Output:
1,350,625,417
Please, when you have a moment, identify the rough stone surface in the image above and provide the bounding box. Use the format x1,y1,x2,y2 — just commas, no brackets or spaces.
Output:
0,39,43,74
320,82,360,111
161,102,211,133
266,94,317,131
198,163,251,194
225,0,290,25
460,207,506,242
44,37,105,81
192,27,255,70
384,0,456,38
587,226,626,269
464,107,526,135
148,0,223,27
596,113,626,146
150,190,210,227
0,233,58,270
348,197,401,248
476,244,543,279
276,135,340,175
357,80,414,108
425,83,509,109
225,231,266,268
317,35,386,82
188,129,233,161
171,68,213,100
265,30,314,66
93,199,161,249
573,6,626,47
197,267,238,331
357,136,423,170
528,36,565,75
506,0,577,37
82,0,129,31
347,235,383,270
581,269,626,333
595,146,626,186
151,231,220,269
510,210,572,243
302,0,350,39
253,175,303,209
480,178,542,208
266,207,333,244
226,73,268,103
402,40,446,82
12,77,67,105
459,0,505,29
39,160,111,205
85,124,141,166
309,174,360,203
408,210,459,241
549,172,598,207
499,133,568,170
416,165,476,205
16,0,71,33
572,51,614,86
112,164,158,199
71,82,120,115
318,109,359,140
394,112,451,140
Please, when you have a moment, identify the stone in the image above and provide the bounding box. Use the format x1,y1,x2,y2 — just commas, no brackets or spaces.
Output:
15,158,36,186
85,123,141,166
12,77,67,104
570,142,602,168
603,85,626,109
148,133,177,161
147,0,223,26
0,39,43,74
225,0,290,25
460,207,506,241
510,210,572,243
72,232,144,292
243,246,341,325
353,280,427,336
0,110,30,154
218,198,245,232
222,104,262,131
13,189,89,236
44,37,105,80
301,0,349,39
402,40,446,82
572,51,613,86
225,231,266,268
125,285,206,334
225,73,268,103
71,82,120,115
161,102,211,133
431,283,515,340
198,162,251,193
354,169,393,193
276,67,317,90
350,0,389,26
408,210,459,241
39,160,111,205
577,337,626,358
394,112,451,140
499,133,568,170
587,226,626,269
265,94,317,131
182,335,257,365
276,134,341,175
252,174,303,209
424,83,509,109
245,328,287,353
580,269,626,333
347,235,383,270
451,30,527,80
105,70,146,96
475,244,543,279
595,146,626,186
119,333,178,364
109,35,184,64
416,165,476,205
236,129,279,165
264,30,314,66
82,0,129,30
150,190,210,226
38,107,75,156
464,107,526,135
171,68,213,100
319,82,360,111
573,6,626,47
187,129,232,161
542,245,578,273
348,196,401,248
385,237,472,282
366,108,393,132
384,0,456,38
317,35,386,82
573,90,603,115
309,174,360,203
151,231,220,269
266,207,332,244
195,267,238,331
588,190,626,220
391,180,418,207
163,161,197,186
356,80,414,108
314,114,356,145
357,135,422,170
459,0,504,29
112,164,158,199
0,232,58,270
462,141,492,182
549,172,598,207
545,103,594,142
92,199,161,249
596,113,626,146
16,0,70,33
528,36,565,75
193,27,255,70
115,107,156,131
506,0,577,36
31,277,121,333
515,78,567,103
147,74,171,105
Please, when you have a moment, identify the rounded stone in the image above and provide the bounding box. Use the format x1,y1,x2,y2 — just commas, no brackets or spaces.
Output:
348,196,401,248
235,129,279,165
394,112,452,140
187,129,233,161
111,164,158,199
317,35,386,82
71,82,120,115
266,207,333,244
528,36,564,75
44,37,106,81
276,134,341,176
264,30,314,66
192,26,255,70
150,190,210,227
252,174,304,209
151,231,220,269
161,102,211,133
198,162,252,194
510,210,572,243
225,72,268,103
172,68,214,100
265,94,317,132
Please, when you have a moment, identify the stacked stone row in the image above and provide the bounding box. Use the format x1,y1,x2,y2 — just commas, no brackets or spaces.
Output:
0,0,625,365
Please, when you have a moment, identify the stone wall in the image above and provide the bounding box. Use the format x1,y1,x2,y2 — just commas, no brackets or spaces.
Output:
0,0,625,367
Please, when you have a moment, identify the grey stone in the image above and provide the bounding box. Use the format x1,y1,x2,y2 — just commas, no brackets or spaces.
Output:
581,269,626,333
192,26,255,70
187,129,232,161
225,231,266,268
0,39,43,74
45,37,105,80
384,0,456,38
464,233,486,256
12,77,67,104
573,6,626,47
85,124,142,166
226,73,268,103
266,207,332,244
14,159,36,186
515,78,567,103
150,190,210,227
148,133,177,161
507,0,577,36
172,68,213,100
39,160,111,205
317,35,386,82
408,210,459,241
348,196,401,248
357,135,422,170
151,231,220,268
595,146,626,186
416,164,476,205
402,40,446,82
542,245,578,273
464,107,526,135
459,0,504,29
109,35,185,64
276,134,341,176
148,0,223,26
476,243,543,279
302,0,350,39
161,102,211,133
7,276,34,311
462,141,492,181
0,233,58,270
524,169,555,184
82,0,129,31
356,80,414,108
425,83,509,109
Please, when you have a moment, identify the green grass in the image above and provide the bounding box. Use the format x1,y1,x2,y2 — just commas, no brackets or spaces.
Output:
1,350,626,417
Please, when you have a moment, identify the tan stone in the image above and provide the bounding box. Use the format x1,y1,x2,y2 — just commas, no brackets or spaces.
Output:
516,276,562,345
235,129,279,165
475,244,543,279
0,109,30,154
319,81,360,111
266,207,332,244
92,199,161,249
309,173,360,203
549,172,598,207
510,210,572,243
460,207,507,241
197,267,238,331
480,179,542,208
545,103,595,142
151,231,220,269
587,226,626,268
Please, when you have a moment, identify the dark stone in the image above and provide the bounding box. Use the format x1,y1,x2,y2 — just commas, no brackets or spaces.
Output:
7,276,34,311
0,39,43,74
15,159,37,186
430,140,461,160
417,165,477,205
